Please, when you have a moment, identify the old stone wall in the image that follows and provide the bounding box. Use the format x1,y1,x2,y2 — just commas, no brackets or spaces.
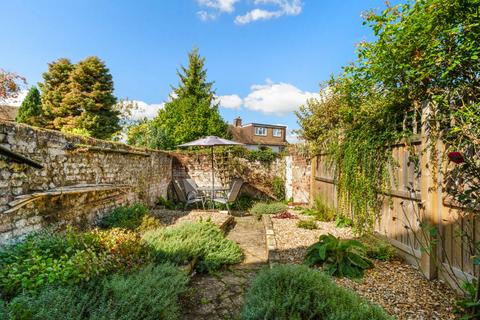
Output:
0,121,172,244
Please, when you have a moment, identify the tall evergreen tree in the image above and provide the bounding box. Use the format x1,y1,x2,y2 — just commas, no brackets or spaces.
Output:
39,57,120,139
16,86,43,126
151,48,230,148
39,58,74,129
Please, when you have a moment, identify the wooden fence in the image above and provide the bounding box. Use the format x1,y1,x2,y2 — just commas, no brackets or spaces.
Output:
310,108,478,288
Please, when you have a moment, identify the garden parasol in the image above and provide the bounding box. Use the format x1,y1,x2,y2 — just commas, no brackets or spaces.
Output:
178,136,244,204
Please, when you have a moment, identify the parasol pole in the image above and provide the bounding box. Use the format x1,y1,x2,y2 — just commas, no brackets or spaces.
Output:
211,145,215,209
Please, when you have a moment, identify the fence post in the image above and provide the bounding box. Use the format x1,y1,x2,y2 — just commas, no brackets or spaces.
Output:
419,102,440,280
310,156,317,206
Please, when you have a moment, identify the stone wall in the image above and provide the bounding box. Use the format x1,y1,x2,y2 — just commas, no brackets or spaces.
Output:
0,121,172,244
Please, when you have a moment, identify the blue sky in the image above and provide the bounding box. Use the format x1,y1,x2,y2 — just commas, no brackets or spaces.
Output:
1,0,392,140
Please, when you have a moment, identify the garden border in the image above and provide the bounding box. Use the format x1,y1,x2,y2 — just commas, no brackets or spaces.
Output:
262,214,279,267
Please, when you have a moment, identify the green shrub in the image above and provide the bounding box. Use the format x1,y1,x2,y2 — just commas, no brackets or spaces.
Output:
272,176,285,201
297,219,317,230
157,196,178,210
99,203,159,231
5,264,188,320
335,215,353,228
241,265,392,320
302,196,336,222
91,264,188,320
250,202,288,220
304,234,373,278
359,234,396,261
232,195,255,212
0,228,151,299
142,221,243,273
246,147,279,165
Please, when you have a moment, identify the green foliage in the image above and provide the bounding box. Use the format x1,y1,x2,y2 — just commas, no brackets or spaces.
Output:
0,228,151,299
304,234,373,278
157,196,178,210
271,176,285,201
99,203,161,231
297,219,317,230
297,0,480,234
302,196,336,222
250,202,288,220
126,119,175,150
335,215,353,228
455,281,480,320
5,264,188,320
241,264,392,320
16,86,43,126
39,56,120,139
245,147,279,165
232,194,255,212
359,234,396,262
128,48,230,150
142,221,243,273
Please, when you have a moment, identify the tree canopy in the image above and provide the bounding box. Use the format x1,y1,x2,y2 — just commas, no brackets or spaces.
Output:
128,48,230,150
16,86,43,126
39,57,120,139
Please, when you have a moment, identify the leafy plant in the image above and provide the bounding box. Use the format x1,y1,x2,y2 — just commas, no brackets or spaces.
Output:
0,228,151,299
156,196,177,210
359,234,396,262
245,146,279,165
297,219,317,230
250,202,288,220
304,234,373,278
241,264,392,320
302,196,336,222
335,215,353,228
5,264,188,320
142,221,243,273
272,176,285,201
99,203,161,231
232,194,255,212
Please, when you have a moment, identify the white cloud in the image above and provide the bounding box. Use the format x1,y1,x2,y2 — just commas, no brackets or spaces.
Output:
2,89,27,107
197,0,239,13
196,0,302,24
243,79,318,116
215,94,242,109
118,100,165,121
234,0,302,24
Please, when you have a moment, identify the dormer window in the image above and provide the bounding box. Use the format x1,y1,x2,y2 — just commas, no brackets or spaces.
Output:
273,128,282,137
255,127,267,136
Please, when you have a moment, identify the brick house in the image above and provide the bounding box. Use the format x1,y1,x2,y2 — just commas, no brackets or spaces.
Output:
229,117,287,152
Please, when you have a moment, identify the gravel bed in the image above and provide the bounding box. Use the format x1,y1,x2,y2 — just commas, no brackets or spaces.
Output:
271,213,459,320
152,208,231,228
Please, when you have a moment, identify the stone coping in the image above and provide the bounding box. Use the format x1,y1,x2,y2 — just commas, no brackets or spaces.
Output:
261,214,279,267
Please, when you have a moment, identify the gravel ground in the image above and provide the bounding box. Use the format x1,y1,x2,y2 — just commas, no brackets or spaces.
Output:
271,213,459,320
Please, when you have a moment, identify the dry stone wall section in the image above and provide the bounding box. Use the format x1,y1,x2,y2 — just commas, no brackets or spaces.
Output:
0,121,172,244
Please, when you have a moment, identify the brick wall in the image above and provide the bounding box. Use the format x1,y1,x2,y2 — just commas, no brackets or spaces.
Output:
0,121,172,244
285,147,311,204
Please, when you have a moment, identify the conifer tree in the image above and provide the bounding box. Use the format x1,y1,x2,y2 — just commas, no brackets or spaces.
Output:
16,86,43,126
151,48,230,148
39,57,120,139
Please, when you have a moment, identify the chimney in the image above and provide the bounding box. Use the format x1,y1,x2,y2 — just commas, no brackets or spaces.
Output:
234,117,242,127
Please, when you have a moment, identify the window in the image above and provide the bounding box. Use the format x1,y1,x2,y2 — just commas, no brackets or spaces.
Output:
255,127,267,136
273,128,282,137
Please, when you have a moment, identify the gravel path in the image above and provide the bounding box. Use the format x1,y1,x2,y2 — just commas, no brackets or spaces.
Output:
271,213,459,320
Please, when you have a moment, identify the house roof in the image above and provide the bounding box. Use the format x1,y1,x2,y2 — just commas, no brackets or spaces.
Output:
229,125,288,147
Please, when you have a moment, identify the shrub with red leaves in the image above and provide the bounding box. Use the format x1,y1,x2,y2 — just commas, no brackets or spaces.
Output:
273,211,298,219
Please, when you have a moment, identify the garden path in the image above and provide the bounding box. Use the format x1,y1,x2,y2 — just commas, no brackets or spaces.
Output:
181,215,267,320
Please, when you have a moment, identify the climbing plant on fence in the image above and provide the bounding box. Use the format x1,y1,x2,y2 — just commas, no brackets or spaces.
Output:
297,0,480,232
